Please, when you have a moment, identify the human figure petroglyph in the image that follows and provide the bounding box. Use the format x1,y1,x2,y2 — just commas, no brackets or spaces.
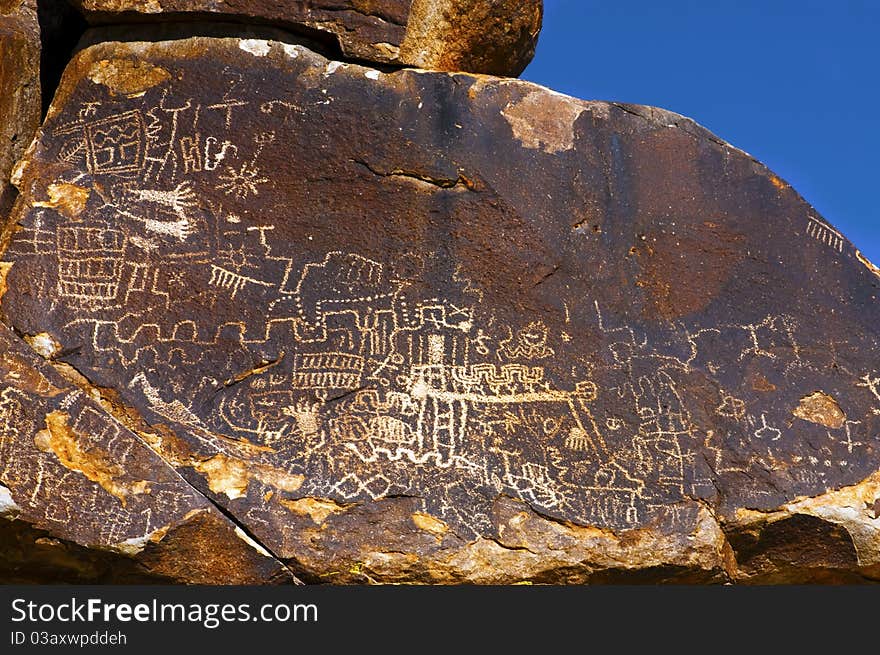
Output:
206,99,249,129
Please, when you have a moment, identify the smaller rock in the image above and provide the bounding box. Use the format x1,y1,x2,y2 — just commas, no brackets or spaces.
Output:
69,0,542,76
0,0,40,216
401,0,543,76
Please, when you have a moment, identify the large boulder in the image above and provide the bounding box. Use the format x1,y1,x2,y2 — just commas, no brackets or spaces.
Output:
0,0,41,217
2,37,879,583
69,0,542,76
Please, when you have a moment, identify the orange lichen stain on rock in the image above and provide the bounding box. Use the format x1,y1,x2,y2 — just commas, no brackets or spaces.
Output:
751,373,777,393
33,410,149,504
856,250,880,280
257,465,305,493
769,174,787,190
0,0,22,13
793,391,846,429
148,523,172,544
87,58,170,97
194,454,250,499
412,512,449,538
194,453,304,500
80,0,162,11
281,497,346,525
457,173,478,191
0,261,12,302
32,183,90,219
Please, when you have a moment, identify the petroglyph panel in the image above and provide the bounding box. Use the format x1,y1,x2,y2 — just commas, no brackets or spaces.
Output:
2,38,879,580
0,324,292,582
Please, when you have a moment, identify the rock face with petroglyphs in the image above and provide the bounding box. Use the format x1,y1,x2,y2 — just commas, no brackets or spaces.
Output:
70,0,541,76
0,324,296,583
0,0,41,217
1,17,880,584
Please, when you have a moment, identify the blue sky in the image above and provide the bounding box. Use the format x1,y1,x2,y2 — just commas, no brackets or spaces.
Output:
522,0,880,264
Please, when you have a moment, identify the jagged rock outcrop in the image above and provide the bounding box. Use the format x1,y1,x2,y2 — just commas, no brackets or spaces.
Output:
0,0,41,216
69,0,542,76
1,35,878,584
